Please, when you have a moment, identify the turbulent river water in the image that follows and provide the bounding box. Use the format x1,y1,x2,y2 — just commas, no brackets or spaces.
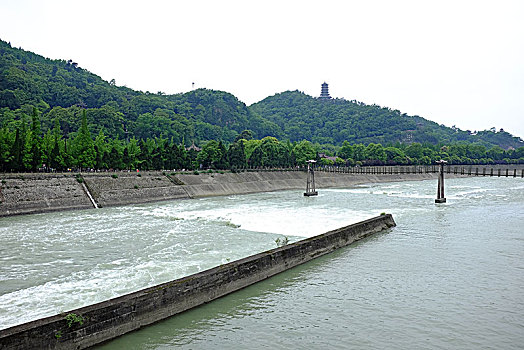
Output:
1,177,523,349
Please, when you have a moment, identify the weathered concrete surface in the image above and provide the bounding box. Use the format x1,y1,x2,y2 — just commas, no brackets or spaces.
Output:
81,172,189,208
176,171,450,198
0,214,396,350
0,173,92,217
1,170,466,217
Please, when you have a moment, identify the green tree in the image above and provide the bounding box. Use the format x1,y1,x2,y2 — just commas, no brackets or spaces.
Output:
22,108,42,171
486,146,504,161
352,143,366,161
227,141,247,169
196,140,223,168
384,147,407,164
94,130,107,169
125,137,141,169
243,139,262,160
364,143,386,162
9,128,22,171
260,137,288,167
0,127,13,171
248,145,264,167
106,139,124,169
335,157,345,166
320,158,334,166
214,141,229,169
292,140,316,165
235,129,254,142
405,143,424,162
338,141,353,160
72,110,96,169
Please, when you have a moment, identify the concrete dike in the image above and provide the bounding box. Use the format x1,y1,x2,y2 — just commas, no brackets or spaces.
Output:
0,173,93,216
0,169,462,217
0,214,396,350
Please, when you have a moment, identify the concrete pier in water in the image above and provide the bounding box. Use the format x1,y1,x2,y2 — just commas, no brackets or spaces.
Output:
435,160,447,203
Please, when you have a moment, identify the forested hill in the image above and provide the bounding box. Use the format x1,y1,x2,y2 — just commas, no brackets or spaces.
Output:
250,91,523,149
0,39,278,143
0,38,522,149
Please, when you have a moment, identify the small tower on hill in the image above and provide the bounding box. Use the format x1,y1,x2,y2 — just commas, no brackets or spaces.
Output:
319,82,331,100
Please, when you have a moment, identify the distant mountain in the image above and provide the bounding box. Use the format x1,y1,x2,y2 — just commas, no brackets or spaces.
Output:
249,90,523,149
0,39,279,144
0,39,522,149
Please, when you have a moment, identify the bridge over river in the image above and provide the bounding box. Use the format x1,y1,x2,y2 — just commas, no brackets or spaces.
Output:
315,163,524,177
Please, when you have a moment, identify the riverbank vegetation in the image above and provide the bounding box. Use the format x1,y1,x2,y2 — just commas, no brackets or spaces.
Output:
0,108,522,172
1,39,523,172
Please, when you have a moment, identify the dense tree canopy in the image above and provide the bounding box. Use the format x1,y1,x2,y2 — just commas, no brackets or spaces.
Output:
0,109,522,173
1,39,522,152
0,38,523,173
250,90,523,149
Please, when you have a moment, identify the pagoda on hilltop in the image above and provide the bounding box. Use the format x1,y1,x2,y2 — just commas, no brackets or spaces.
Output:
319,82,331,100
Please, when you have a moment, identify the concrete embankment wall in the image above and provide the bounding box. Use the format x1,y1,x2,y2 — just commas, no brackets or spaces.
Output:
0,173,93,216
81,172,189,208
176,171,446,198
0,170,466,217
0,214,396,350
0,172,191,217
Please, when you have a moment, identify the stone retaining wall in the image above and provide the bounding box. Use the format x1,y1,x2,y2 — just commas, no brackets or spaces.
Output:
0,214,396,350
0,173,92,216
81,172,189,208
0,170,467,217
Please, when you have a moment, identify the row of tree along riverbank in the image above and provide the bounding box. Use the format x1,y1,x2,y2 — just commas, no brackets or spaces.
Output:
1,109,523,174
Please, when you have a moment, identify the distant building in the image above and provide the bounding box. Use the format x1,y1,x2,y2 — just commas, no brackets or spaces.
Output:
401,130,415,144
318,153,337,162
186,141,201,152
319,82,331,100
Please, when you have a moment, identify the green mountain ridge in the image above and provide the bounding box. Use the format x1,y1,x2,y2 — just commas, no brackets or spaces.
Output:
0,39,522,150
251,90,523,149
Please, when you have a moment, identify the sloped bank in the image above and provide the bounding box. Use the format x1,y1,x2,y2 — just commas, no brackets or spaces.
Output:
0,214,396,350
0,170,451,217
0,173,93,216
176,170,445,198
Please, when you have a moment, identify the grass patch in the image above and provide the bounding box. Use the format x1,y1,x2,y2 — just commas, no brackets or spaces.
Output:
65,313,85,328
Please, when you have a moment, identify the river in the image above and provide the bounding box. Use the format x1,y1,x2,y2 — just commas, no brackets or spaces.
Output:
1,177,523,349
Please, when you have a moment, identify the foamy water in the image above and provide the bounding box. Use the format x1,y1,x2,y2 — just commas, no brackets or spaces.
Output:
1,177,524,350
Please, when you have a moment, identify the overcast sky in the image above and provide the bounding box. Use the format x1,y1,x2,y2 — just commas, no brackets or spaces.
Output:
1,0,523,138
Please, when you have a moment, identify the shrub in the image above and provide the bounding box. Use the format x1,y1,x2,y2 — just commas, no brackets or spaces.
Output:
65,313,85,328
275,236,289,247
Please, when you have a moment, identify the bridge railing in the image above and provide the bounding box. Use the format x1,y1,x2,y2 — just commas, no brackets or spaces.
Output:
227,165,524,178
313,164,524,178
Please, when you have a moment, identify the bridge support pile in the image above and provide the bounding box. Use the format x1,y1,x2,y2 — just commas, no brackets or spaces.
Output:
435,160,447,203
